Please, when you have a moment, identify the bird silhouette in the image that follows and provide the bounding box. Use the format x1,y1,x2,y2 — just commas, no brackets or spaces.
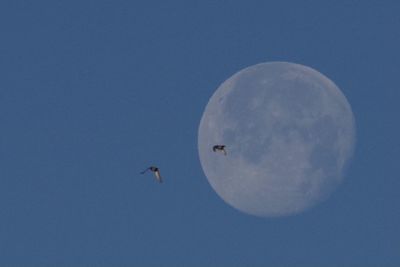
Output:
213,145,227,155
140,166,163,183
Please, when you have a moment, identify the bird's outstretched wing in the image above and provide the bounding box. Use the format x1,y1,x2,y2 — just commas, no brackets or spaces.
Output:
140,168,150,174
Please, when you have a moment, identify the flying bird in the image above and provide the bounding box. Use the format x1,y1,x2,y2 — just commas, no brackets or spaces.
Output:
140,166,163,183
213,145,227,155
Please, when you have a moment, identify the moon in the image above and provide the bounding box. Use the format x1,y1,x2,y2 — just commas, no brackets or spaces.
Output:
198,62,356,217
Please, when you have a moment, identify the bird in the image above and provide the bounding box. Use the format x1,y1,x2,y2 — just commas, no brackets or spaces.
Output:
213,145,227,155
140,166,163,183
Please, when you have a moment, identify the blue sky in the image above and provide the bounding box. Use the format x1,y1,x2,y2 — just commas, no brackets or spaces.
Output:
0,1,399,265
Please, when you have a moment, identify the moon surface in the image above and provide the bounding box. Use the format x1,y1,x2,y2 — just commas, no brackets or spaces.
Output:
198,62,356,217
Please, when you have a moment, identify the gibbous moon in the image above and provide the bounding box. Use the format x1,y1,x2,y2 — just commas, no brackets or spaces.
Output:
198,62,355,217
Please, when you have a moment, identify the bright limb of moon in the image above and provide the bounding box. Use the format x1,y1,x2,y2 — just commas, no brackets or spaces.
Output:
198,62,356,217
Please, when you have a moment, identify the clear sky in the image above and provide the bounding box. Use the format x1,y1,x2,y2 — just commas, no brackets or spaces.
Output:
0,1,399,265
